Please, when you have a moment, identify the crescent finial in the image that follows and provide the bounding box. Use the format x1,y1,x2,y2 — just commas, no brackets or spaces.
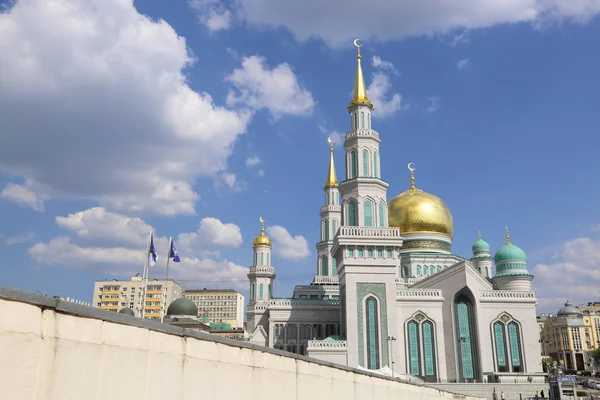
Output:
353,38,363,48
327,136,333,144
407,162,415,172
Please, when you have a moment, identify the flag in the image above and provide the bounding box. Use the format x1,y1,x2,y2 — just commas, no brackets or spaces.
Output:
169,239,181,263
149,233,158,267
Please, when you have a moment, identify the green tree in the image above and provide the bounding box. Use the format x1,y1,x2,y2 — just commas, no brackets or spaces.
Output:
591,348,600,365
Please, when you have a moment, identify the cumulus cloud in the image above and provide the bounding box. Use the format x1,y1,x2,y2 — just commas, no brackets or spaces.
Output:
532,237,600,313
178,216,243,250
426,96,441,113
234,0,600,47
372,56,398,75
0,182,46,212
267,225,310,260
245,156,261,167
188,0,232,32
368,73,403,118
214,172,247,192
0,0,251,215
226,55,315,119
457,58,470,70
5,231,36,246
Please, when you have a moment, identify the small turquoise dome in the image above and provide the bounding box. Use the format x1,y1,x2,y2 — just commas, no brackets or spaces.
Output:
472,239,490,252
118,307,135,316
494,244,527,264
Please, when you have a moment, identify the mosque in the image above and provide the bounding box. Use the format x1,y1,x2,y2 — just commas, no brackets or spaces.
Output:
246,42,543,384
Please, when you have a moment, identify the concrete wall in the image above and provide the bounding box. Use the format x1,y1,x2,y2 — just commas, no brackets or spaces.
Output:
0,287,483,400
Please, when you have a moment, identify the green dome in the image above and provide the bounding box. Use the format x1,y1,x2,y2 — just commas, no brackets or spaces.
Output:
166,298,198,317
472,239,490,252
494,244,527,264
118,307,135,316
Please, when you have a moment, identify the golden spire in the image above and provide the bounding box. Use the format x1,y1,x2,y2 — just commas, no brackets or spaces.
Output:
505,225,511,245
324,136,339,189
408,162,416,192
349,39,372,109
253,216,271,247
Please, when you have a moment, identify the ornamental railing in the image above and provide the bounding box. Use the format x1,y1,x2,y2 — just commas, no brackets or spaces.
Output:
248,266,275,274
307,340,347,348
311,276,339,284
268,299,340,308
338,226,401,238
480,290,536,299
396,289,443,298
345,129,379,140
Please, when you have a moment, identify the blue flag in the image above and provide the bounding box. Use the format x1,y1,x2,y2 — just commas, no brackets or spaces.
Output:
149,233,158,266
169,240,181,263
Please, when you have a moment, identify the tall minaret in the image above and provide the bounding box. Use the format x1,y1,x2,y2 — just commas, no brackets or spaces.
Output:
246,216,275,335
340,39,389,227
316,137,342,279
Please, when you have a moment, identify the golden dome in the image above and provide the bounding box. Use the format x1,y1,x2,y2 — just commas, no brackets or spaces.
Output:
388,164,454,237
253,216,272,247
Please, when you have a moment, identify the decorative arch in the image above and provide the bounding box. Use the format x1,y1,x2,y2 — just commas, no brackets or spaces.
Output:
322,219,330,241
347,201,357,226
404,312,438,382
436,265,442,273
430,266,435,275
378,202,385,227
362,148,370,177
454,288,481,382
363,198,374,226
373,151,379,178
363,294,382,370
332,219,338,238
490,313,524,373
349,150,358,178
250,283,255,300
360,111,365,128
259,283,264,300
416,265,422,276
320,256,328,276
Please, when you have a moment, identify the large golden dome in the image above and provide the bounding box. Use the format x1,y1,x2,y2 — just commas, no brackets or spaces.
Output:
388,165,454,237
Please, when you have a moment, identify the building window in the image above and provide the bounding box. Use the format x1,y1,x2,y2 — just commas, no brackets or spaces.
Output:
365,296,380,370
350,151,358,178
362,149,369,177
364,199,374,226
373,152,379,178
267,253,270,266
436,265,442,273
348,248,354,257
260,253,264,265
456,300,475,380
360,112,365,129
332,219,337,238
377,248,383,258
250,284,255,301
378,203,385,227
430,266,435,275
386,248,392,258
323,220,329,241
259,284,264,300
348,201,357,226
508,322,523,372
354,112,358,130
493,322,509,372
332,257,337,275
368,113,371,129
367,248,373,257
321,256,328,276
358,248,364,257
416,265,422,276
268,284,273,299
408,321,420,375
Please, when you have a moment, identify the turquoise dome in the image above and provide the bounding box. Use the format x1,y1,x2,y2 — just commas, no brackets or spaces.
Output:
472,239,490,252
167,298,198,317
494,244,527,264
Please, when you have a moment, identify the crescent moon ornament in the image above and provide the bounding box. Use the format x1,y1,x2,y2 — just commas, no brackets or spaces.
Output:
408,162,415,172
259,216,264,223
327,136,333,144
353,38,363,48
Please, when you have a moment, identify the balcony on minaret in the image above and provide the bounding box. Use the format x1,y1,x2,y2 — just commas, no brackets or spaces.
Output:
331,226,403,267
345,128,380,142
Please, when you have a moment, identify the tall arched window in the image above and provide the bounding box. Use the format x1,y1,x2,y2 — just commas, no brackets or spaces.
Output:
436,265,442,273
402,266,409,277
493,322,508,372
350,151,358,178
364,199,374,226
253,253,257,266
406,314,437,381
360,112,365,128
350,113,354,129
368,113,371,129
408,321,420,375
354,113,358,130
332,257,337,275
332,220,338,238
430,266,435,275
423,267,429,276
365,296,380,370
266,253,270,266
259,283,264,299
373,152,379,178
491,315,524,373
260,253,264,265
422,321,435,377
250,283,255,300
348,201,357,226
362,149,369,177
268,283,273,299
508,322,523,372
320,256,328,276
323,220,329,241
416,265,422,276
456,298,476,381
378,203,385,227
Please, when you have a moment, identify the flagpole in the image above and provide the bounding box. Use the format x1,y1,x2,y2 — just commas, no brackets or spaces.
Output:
139,231,151,318
141,231,152,319
162,237,172,324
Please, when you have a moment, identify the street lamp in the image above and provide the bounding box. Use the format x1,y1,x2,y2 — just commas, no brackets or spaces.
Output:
387,336,397,378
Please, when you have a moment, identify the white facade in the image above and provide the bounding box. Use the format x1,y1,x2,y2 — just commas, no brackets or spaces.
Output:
246,45,543,385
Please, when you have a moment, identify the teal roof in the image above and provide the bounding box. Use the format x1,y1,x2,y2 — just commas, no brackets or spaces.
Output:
494,244,527,264
472,239,490,252
209,323,232,330
199,317,212,324
166,298,198,316
323,335,346,341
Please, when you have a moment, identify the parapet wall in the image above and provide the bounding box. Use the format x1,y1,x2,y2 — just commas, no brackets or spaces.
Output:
0,286,483,400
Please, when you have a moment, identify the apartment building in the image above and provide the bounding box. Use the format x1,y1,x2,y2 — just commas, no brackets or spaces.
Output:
183,289,244,328
92,275,183,319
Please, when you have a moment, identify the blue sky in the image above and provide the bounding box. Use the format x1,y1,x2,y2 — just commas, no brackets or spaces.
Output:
1,0,599,313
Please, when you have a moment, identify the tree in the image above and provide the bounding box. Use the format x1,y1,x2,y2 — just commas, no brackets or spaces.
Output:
591,348,600,365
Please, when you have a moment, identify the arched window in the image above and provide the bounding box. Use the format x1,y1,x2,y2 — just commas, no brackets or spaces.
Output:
250,283,255,300
332,220,338,238
362,149,369,177
259,283,264,299
260,253,264,265
422,321,436,378
365,296,380,370
368,113,371,129
363,199,374,226
360,112,365,128
456,299,476,380
332,257,337,275
436,265,442,273
508,322,523,372
378,203,385,227
402,266,409,277
430,266,435,275
354,113,358,130
268,283,273,299
493,322,508,372
416,265,422,276
423,267,429,276
348,201,357,226
373,152,379,178
350,151,358,178
320,256,328,276
253,253,257,266
407,321,420,375
323,220,329,241
266,253,270,266
350,113,354,129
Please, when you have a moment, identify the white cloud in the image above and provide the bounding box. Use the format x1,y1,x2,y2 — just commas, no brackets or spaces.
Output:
178,217,243,250
214,172,247,192
0,0,251,216
532,237,600,313
457,58,470,70
426,96,441,113
368,73,403,118
318,124,344,147
226,55,315,119
56,207,152,245
372,56,398,75
266,225,310,261
0,182,45,212
5,231,36,246
257,169,265,178
245,156,261,167
188,0,232,32
234,0,600,47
